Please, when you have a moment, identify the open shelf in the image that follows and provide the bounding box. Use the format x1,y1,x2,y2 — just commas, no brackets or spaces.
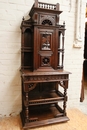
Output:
24,91,64,106
21,104,69,129
29,104,64,120
21,47,33,52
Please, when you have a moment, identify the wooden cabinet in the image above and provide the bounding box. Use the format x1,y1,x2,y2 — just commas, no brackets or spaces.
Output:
20,0,70,129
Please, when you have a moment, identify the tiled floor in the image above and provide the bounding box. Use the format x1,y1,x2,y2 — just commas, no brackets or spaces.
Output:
0,109,87,130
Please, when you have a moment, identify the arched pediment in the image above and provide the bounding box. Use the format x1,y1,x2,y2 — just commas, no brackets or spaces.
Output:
40,16,55,26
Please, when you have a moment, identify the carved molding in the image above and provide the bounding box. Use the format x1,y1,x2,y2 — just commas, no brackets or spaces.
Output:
24,75,68,82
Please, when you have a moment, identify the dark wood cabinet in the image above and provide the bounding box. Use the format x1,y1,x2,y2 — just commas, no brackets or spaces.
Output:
20,0,70,129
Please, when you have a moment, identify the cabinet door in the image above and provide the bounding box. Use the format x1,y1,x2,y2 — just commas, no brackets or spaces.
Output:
33,27,58,71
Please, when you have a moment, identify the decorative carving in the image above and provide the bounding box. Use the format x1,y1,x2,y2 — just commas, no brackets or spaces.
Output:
42,57,50,65
59,81,65,88
29,83,37,91
42,19,52,25
43,57,50,64
23,75,68,82
41,33,51,50
29,118,38,122
40,15,55,26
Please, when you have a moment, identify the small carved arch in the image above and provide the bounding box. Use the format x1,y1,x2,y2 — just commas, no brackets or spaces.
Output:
42,19,52,25
24,28,32,33
24,28,32,47
41,16,55,26
29,83,37,91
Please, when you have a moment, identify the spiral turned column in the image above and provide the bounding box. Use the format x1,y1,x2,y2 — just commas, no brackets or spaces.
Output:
63,81,68,116
25,92,29,122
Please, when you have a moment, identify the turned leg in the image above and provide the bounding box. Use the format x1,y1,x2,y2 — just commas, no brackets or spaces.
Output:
25,92,29,122
63,88,67,116
63,81,68,116
25,106,29,122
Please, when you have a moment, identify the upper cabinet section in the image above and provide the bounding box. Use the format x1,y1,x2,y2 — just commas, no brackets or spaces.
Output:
21,0,65,72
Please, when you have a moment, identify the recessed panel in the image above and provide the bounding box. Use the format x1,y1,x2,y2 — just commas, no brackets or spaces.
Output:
41,33,51,50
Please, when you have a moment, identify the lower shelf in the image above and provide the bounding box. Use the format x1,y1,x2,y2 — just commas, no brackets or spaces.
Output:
20,105,69,129
30,105,64,119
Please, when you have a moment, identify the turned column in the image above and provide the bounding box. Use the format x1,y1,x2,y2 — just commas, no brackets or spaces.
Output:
25,92,29,122
63,81,68,116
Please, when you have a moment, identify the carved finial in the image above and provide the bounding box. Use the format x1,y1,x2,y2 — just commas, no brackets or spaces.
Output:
56,3,59,10
63,21,65,27
35,0,38,7
35,0,38,2
63,21,65,25
22,17,25,21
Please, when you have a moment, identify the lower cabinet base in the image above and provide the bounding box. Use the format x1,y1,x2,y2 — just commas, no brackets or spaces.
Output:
20,71,70,129
20,111,69,129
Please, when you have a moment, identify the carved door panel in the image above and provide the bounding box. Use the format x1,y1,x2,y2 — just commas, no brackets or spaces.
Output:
33,27,58,71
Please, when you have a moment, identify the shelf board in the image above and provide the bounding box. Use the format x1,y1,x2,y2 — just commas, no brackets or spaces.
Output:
29,105,64,119
20,104,69,129
21,47,33,49
21,66,32,69
24,91,64,106
21,47,33,52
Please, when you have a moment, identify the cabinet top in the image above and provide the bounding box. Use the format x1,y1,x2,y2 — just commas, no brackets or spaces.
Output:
21,70,71,76
29,0,62,17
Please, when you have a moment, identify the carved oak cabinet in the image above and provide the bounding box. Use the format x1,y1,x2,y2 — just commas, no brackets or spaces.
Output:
20,0,70,129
